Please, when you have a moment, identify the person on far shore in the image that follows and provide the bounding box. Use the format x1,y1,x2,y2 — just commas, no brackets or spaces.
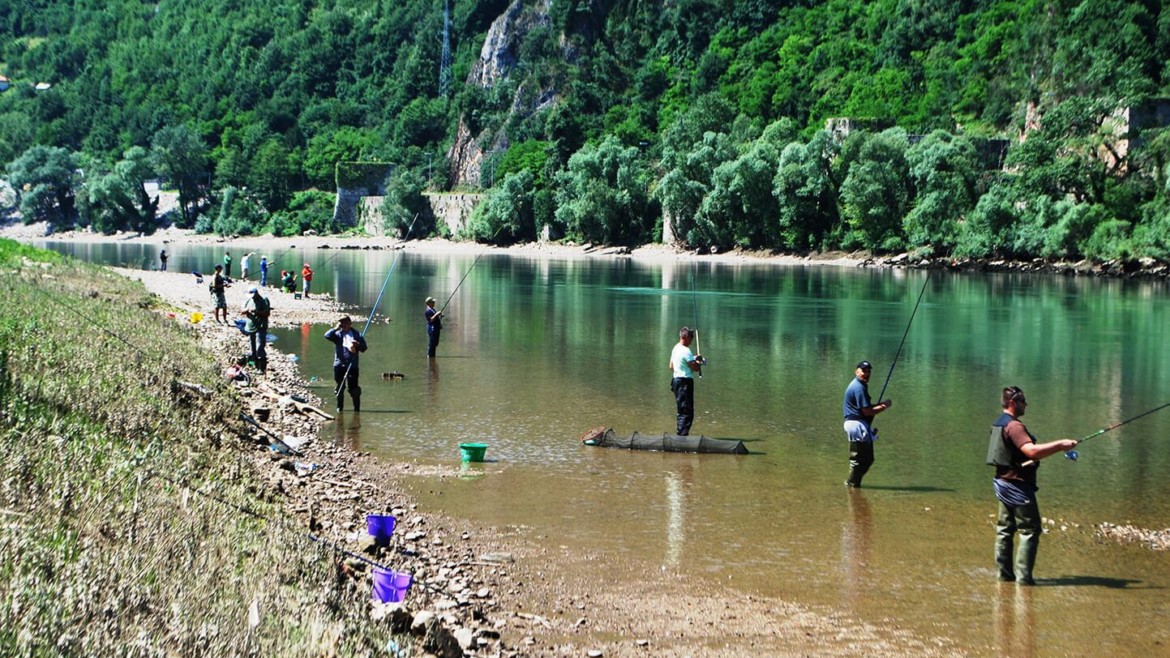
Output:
242,285,271,362
223,251,232,278
842,360,891,488
301,262,314,298
281,270,296,293
210,264,228,324
325,316,367,412
259,255,269,287
669,326,703,436
424,296,442,357
241,252,253,280
159,249,168,271
988,386,1078,585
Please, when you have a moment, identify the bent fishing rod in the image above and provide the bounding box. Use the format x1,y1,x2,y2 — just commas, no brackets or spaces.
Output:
333,214,420,398
1022,400,1170,466
876,270,931,402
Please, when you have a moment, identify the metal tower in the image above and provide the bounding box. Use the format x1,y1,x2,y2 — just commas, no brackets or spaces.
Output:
439,0,452,96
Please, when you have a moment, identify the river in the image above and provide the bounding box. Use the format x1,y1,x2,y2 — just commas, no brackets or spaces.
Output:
45,241,1170,657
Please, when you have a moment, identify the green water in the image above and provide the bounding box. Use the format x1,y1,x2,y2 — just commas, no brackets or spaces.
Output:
46,242,1170,656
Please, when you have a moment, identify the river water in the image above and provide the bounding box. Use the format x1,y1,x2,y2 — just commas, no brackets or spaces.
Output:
46,242,1170,656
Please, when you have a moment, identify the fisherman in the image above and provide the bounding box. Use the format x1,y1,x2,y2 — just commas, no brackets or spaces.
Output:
241,252,253,280
159,249,168,271
301,262,314,298
842,360,892,488
210,264,228,324
989,386,1077,585
223,251,232,278
324,316,367,412
259,255,269,287
669,326,703,436
424,296,442,357
242,285,271,362
281,270,296,293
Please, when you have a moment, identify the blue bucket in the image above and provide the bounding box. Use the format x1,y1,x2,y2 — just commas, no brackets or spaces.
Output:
372,568,413,603
366,514,396,545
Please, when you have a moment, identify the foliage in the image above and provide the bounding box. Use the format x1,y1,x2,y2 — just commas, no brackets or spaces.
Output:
267,190,337,238
4,0,1170,260
467,169,535,243
380,169,432,239
78,146,159,234
6,144,79,229
553,135,657,245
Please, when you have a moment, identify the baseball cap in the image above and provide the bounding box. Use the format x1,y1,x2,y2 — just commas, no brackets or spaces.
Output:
856,360,872,370
248,286,258,293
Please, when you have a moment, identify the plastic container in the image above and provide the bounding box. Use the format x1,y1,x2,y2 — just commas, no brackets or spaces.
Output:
459,442,488,462
372,569,413,603
190,312,203,324
366,514,397,544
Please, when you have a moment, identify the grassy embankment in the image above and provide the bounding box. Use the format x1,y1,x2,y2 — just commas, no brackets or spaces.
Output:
0,239,395,655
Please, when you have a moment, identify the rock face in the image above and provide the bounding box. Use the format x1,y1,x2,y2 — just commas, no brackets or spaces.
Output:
447,0,555,188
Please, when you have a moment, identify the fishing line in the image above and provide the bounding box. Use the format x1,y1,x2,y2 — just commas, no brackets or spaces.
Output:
435,227,504,316
334,214,420,397
876,270,931,402
1022,400,1170,465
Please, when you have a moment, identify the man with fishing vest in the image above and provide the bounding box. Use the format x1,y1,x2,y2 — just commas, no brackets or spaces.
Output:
669,326,704,436
987,386,1077,585
325,316,367,412
842,360,892,488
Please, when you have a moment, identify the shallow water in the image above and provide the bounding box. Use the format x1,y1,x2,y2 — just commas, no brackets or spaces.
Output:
48,241,1170,656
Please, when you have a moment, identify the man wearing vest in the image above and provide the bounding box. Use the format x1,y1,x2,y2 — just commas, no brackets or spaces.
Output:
988,386,1078,585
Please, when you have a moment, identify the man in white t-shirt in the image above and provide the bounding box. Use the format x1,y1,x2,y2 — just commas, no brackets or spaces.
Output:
668,326,704,436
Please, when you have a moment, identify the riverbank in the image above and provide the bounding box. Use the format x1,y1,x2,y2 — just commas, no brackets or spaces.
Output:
7,220,1170,279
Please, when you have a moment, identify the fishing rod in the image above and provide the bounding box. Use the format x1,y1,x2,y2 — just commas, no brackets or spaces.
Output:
691,260,704,379
334,214,420,398
1022,400,1170,466
876,270,931,402
435,227,503,316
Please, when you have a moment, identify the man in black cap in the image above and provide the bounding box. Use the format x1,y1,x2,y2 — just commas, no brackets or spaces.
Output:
424,296,442,357
842,360,892,487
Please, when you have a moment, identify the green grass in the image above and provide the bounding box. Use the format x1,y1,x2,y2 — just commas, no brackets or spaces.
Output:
0,241,403,655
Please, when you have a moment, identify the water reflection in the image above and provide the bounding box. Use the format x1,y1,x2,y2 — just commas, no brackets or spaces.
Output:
994,583,1035,658
840,489,873,608
332,412,362,450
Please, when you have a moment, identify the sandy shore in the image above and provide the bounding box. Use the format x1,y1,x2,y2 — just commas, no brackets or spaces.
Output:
2,220,869,269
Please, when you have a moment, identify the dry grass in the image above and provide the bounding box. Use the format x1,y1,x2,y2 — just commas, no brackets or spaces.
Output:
0,239,399,657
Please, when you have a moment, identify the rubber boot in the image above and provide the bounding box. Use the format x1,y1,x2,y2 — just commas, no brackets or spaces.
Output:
1016,527,1040,585
335,392,344,412
352,389,361,412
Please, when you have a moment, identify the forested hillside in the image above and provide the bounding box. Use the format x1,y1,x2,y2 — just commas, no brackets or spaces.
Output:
2,0,1170,260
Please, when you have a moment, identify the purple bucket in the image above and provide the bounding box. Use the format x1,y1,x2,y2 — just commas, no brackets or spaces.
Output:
372,569,413,603
366,514,396,545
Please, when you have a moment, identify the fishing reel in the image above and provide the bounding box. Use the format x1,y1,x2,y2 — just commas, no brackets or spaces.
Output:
1065,450,1079,462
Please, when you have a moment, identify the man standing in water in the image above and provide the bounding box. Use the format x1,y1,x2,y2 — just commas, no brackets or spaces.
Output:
324,316,367,412
424,297,443,357
842,360,892,488
223,251,232,278
669,326,703,436
988,386,1077,585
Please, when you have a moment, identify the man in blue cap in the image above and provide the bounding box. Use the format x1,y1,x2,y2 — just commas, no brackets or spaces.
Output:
842,360,892,487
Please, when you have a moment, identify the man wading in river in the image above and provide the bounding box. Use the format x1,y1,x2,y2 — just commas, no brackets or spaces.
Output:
842,360,892,488
988,386,1077,585
669,326,704,436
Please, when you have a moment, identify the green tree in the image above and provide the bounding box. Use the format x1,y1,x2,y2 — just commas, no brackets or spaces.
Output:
79,146,158,234
838,128,912,251
773,131,841,251
6,145,79,230
902,130,979,251
553,135,655,245
467,169,535,243
151,124,208,227
248,139,295,211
